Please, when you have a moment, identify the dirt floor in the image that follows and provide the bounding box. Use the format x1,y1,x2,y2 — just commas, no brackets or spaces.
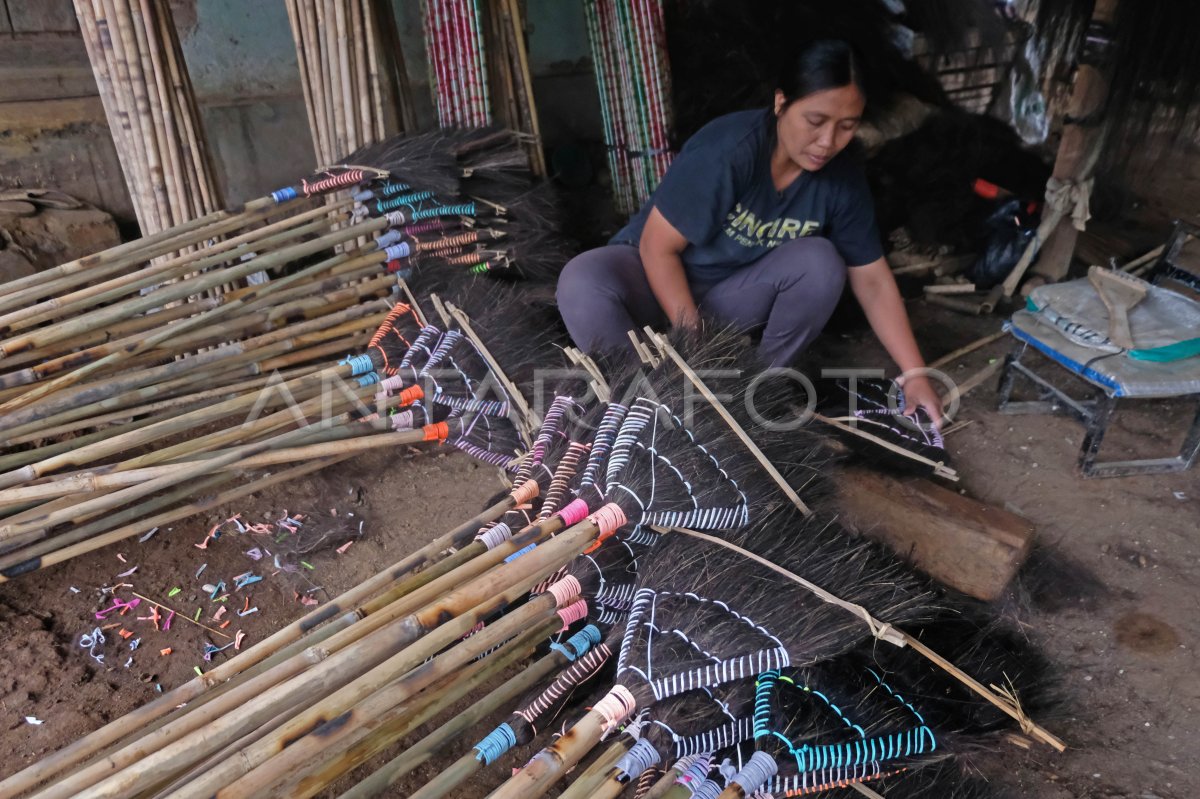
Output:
1,297,1197,799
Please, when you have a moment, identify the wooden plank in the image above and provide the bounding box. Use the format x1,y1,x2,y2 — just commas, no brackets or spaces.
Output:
0,38,97,103
0,2,12,34
7,0,77,32
835,466,1035,601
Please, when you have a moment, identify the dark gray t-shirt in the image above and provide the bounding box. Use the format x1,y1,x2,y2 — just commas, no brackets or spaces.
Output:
611,109,883,283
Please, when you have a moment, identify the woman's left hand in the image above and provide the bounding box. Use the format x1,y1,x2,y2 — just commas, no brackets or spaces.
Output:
897,373,945,429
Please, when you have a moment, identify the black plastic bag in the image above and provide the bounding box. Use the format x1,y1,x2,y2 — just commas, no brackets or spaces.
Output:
966,198,1039,290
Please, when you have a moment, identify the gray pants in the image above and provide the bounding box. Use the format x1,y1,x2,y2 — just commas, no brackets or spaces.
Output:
556,237,847,366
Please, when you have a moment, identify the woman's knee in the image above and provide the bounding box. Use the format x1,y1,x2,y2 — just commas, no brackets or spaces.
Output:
556,246,635,304
772,237,847,295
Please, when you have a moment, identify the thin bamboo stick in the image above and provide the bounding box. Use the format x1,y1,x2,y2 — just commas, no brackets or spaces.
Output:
0,482,531,795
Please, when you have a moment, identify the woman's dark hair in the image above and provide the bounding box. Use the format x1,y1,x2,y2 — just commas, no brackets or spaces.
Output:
776,40,866,109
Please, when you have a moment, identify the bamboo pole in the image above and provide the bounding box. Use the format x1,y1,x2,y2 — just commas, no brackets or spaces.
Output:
0,458,336,582
346,641,567,799
224,616,557,798
558,740,632,799
0,232,389,414
0,483,532,794
489,708,608,799
0,200,347,336
0,213,386,361
150,628,521,799
50,558,567,799
0,431,415,509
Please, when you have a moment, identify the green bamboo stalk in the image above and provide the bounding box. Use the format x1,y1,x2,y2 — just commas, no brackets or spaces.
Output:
0,481,533,795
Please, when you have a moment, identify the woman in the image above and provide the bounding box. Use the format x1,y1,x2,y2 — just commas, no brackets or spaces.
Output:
557,39,944,424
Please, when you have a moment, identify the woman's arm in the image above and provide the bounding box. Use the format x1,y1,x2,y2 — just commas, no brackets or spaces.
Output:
847,257,944,424
639,207,700,329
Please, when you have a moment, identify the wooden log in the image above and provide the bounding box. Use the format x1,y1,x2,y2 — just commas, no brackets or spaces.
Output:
835,466,1035,601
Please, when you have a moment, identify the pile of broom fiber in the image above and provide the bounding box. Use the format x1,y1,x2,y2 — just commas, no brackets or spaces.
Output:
0,321,1063,794
0,127,573,582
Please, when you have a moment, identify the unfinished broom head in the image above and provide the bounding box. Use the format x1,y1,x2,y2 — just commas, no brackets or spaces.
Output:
816,376,948,476
337,131,461,198
607,681,760,786
606,503,936,716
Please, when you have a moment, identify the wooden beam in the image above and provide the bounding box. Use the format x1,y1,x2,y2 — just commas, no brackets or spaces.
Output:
836,466,1035,601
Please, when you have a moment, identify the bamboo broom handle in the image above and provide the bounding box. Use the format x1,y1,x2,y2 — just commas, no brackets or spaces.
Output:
339,638,573,799
488,708,608,799
224,614,559,799
326,632,562,799
6,285,383,391
0,245,385,416
0,214,386,360
1,356,327,449
1,297,384,412
0,192,286,313
59,560,564,799
193,598,568,799
0,482,532,795
0,360,369,487
105,375,380,474
0,323,342,443
0,431,413,509
0,468,240,577
108,313,375,380
558,740,632,799
0,421,328,543
0,457,329,584
0,296,217,372
64,288,386,380
0,205,347,336
148,625,525,799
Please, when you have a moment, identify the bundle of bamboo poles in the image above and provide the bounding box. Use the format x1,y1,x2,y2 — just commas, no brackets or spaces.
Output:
583,0,676,214
73,0,222,242
0,126,569,582
423,0,493,128
284,0,406,168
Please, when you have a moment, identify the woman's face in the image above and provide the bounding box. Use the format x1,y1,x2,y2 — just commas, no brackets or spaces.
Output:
773,84,865,172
